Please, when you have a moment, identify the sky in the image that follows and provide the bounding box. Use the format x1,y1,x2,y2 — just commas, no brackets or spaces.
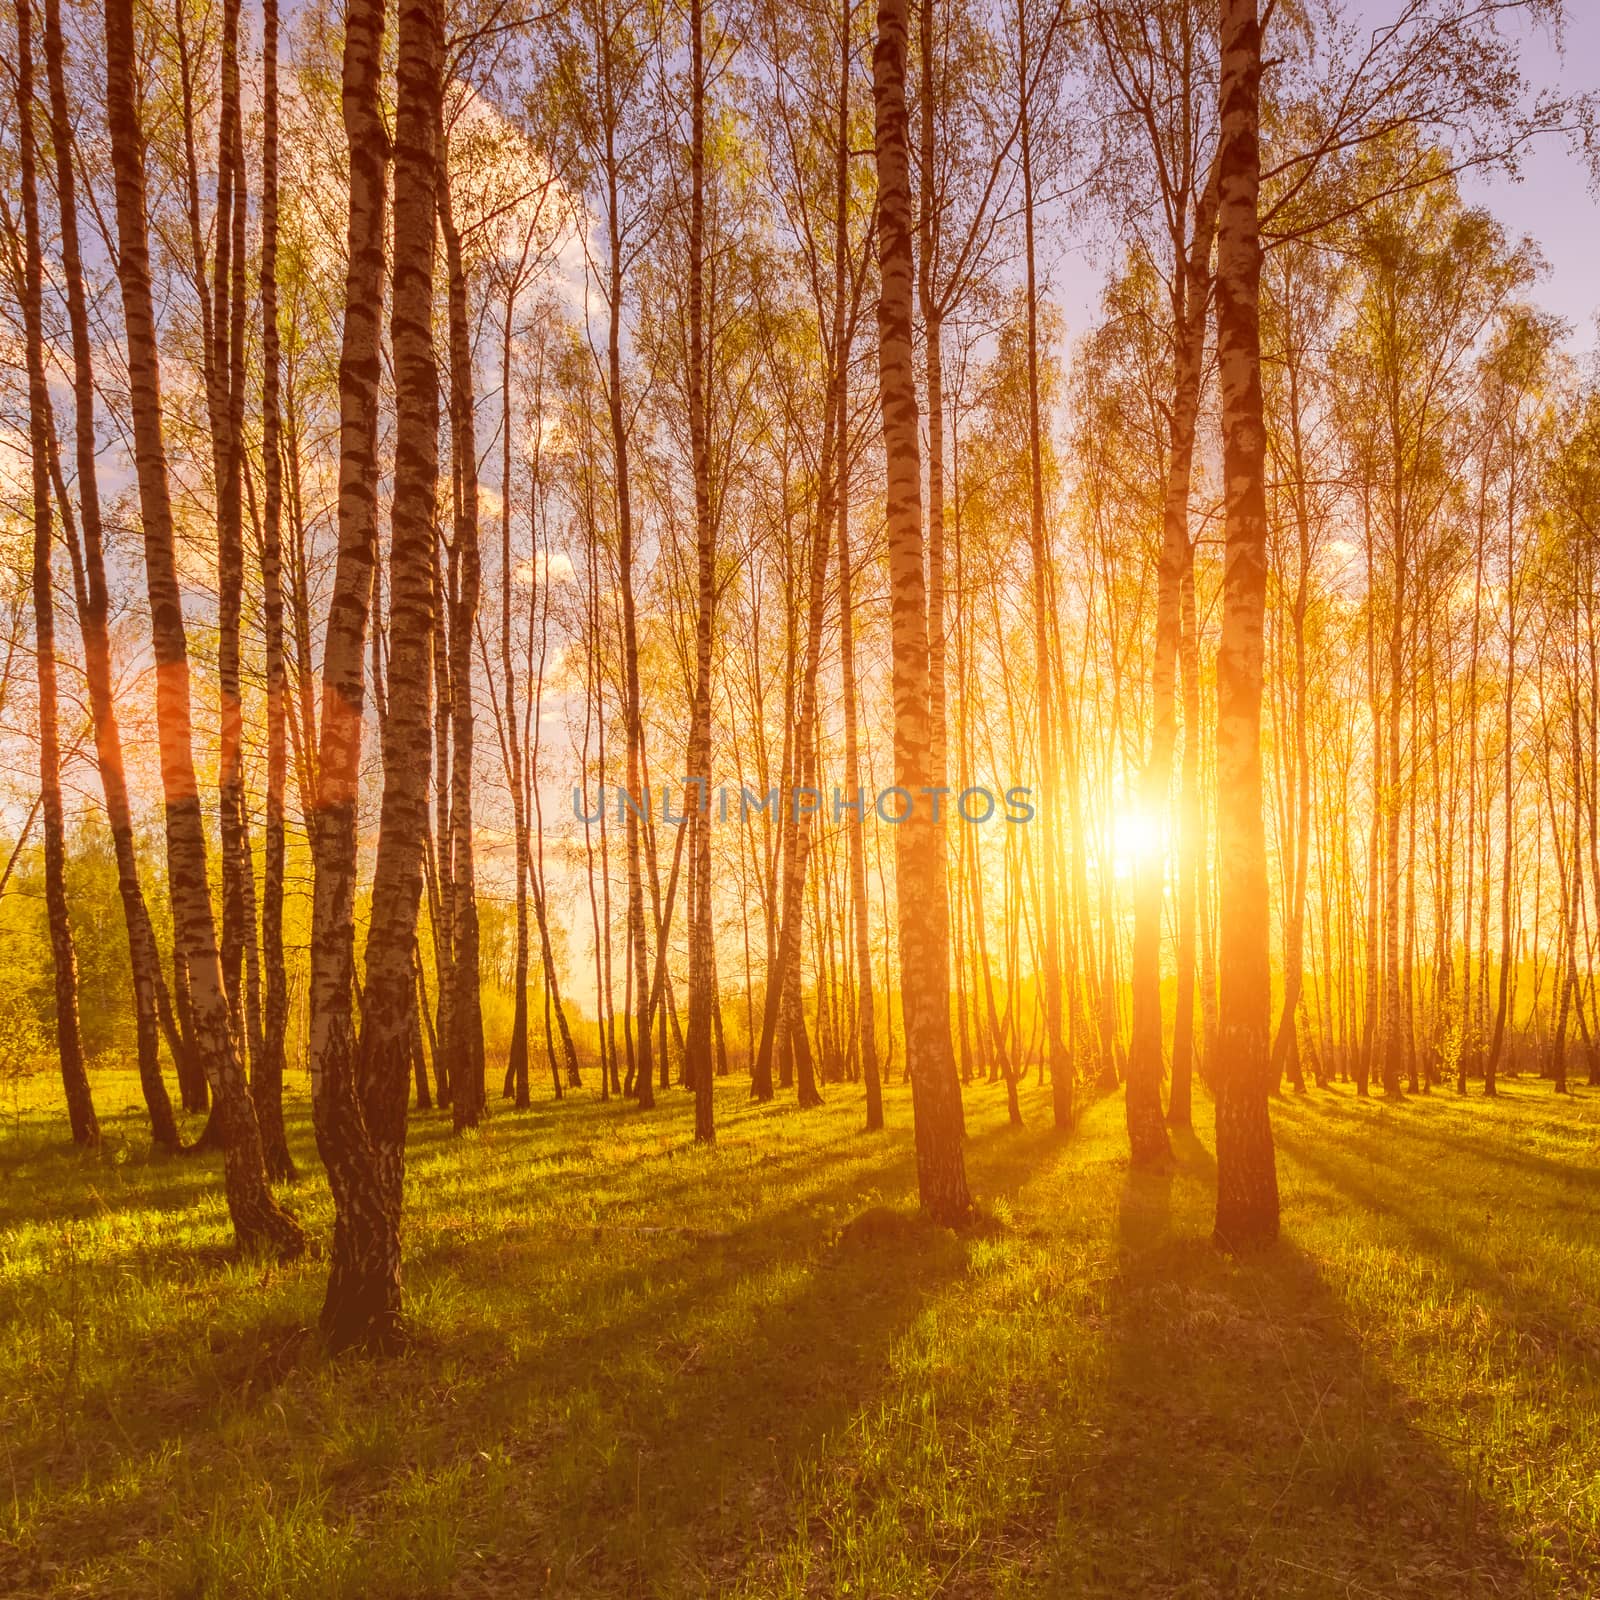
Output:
1456,3,1600,352
1047,0,1600,361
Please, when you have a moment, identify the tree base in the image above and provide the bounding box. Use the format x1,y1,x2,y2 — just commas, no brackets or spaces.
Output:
264,1151,300,1185
238,1201,307,1262
1212,1209,1279,1253
321,1300,408,1358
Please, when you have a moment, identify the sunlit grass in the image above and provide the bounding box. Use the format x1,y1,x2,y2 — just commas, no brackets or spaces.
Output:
1,1067,1597,1596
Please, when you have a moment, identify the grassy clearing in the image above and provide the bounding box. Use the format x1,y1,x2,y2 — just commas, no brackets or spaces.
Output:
1,1068,1598,1597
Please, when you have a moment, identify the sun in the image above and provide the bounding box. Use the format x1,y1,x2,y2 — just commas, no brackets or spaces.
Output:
1112,808,1164,878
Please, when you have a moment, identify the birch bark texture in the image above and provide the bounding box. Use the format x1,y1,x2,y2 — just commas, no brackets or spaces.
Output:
1211,0,1279,1249
13,0,98,1150
319,0,444,1352
105,0,303,1255
40,0,180,1150
873,0,971,1225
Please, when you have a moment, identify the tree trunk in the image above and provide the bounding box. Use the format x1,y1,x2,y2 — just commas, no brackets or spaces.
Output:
105,0,302,1254
441,180,487,1132
14,0,98,1148
320,0,442,1352
873,0,971,1224
1211,0,1278,1250
412,944,435,1108
1129,172,1217,1166
306,0,388,1196
431,537,456,1107
683,0,717,1143
1557,660,1583,1094
1359,488,1380,1097
1018,0,1071,1131
591,22,654,1111
1486,502,1518,1094
257,0,296,1181
1380,496,1406,1097
307,0,388,1164
835,0,880,1129
528,530,582,1089
1196,712,1220,1078
918,0,947,796
497,274,534,1109
1170,562,1201,1127
212,0,258,1077
38,0,178,1150
1268,337,1314,1100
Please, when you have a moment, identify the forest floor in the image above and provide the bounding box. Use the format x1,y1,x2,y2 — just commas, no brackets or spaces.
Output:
1,1067,1598,1598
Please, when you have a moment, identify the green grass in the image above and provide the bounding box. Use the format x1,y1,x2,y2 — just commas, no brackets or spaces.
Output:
2,1067,1599,1597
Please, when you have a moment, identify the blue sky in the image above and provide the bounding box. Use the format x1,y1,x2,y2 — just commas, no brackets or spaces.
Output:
1049,1,1600,359
1456,2,1600,352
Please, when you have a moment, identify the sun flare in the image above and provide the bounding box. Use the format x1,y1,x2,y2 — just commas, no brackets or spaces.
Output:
1112,808,1164,877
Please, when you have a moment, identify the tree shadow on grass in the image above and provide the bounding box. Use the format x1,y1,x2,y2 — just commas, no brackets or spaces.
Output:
1038,1129,1539,1598
490,1207,968,1593
1296,1091,1600,1198
1271,1112,1600,1586
1274,1116,1600,1364
0,1138,231,1230
425,1109,1062,1563
2,1087,1063,1598
428,1118,1070,1593
2,1138,933,1593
